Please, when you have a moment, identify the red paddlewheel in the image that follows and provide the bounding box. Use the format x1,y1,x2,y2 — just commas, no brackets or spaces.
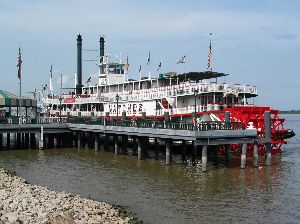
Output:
216,106,287,156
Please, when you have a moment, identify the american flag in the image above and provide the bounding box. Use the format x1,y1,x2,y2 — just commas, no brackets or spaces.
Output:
176,54,186,64
207,33,212,70
50,65,53,78
86,77,91,84
147,51,151,66
138,65,141,73
157,62,162,71
17,48,22,79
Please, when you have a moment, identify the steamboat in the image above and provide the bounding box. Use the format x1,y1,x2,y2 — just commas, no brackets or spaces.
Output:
41,34,294,156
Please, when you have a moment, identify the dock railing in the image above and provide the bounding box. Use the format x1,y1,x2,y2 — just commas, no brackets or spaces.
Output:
67,117,245,131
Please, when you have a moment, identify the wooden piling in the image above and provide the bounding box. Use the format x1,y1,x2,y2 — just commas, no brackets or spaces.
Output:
241,143,247,169
202,145,208,172
165,140,172,165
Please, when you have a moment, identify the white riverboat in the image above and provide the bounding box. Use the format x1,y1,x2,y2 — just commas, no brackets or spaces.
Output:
43,35,257,121
41,34,294,155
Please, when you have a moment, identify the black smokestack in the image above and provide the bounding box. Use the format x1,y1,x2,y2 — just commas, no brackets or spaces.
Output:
76,34,83,94
99,35,105,74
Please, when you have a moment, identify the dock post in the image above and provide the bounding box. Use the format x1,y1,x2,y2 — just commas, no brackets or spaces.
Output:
21,133,25,148
143,137,149,158
213,147,219,166
137,137,143,160
94,133,99,152
253,142,258,167
104,134,109,151
181,140,187,162
264,111,272,166
165,139,172,165
202,145,208,172
122,135,128,154
77,132,81,149
53,136,58,149
241,143,247,169
44,134,48,149
114,135,118,155
154,137,159,159
39,127,44,150
16,133,21,149
30,133,35,149
84,132,89,149
0,133,2,150
225,145,231,167
25,133,29,149
72,132,76,148
7,133,10,149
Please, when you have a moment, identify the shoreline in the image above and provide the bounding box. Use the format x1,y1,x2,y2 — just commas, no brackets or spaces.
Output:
0,168,141,224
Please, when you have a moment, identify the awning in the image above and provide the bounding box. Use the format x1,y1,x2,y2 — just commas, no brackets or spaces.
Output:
0,90,37,107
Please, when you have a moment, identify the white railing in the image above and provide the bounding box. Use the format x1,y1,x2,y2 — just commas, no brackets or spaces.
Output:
44,82,257,105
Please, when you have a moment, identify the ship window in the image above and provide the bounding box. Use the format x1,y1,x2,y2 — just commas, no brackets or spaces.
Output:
80,104,87,111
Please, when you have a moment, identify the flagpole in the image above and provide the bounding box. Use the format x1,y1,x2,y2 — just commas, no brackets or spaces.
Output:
19,71,21,120
210,33,213,72
17,47,22,121
148,51,151,79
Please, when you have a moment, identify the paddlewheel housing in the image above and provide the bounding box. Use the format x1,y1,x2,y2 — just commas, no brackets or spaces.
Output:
217,106,288,156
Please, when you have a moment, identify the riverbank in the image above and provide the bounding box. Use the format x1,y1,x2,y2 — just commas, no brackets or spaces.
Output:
0,168,140,224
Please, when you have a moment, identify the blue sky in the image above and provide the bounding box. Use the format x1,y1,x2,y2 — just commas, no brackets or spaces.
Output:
0,0,299,110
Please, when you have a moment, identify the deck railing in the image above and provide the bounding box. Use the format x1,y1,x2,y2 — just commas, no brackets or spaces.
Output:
0,116,245,131
67,117,245,131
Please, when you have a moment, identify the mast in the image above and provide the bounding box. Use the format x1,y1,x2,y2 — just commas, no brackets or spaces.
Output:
17,47,22,120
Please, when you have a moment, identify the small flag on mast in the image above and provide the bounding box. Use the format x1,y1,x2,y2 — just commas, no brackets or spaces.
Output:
50,65,53,78
138,65,142,80
157,62,162,71
125,56,129,71
147,51,151,66
176,54,186,64
207,33,212,70
86,77,91,84
49,65,53,92
17,48,22,79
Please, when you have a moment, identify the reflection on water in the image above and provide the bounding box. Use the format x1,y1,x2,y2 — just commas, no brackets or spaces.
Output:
0,114,299,223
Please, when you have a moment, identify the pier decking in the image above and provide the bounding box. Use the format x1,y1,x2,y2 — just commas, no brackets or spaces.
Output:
0,112,273,171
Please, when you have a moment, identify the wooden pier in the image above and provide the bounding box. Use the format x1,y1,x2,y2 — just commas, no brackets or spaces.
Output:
0,112,273,171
